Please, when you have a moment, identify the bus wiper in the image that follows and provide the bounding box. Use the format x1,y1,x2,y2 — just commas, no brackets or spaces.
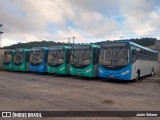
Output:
108,66,115,67
76,64,80,66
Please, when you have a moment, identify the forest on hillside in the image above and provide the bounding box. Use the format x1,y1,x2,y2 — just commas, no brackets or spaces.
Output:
2,37,157,49
2,41,75,49
93,38,157,46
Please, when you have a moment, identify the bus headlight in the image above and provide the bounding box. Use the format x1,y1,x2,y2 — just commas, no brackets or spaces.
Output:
121,70,130,75
60,67,65,71
21,65,24,69
70,68,73,71
85,68,92,73
99,68,104,73
39,66,44,69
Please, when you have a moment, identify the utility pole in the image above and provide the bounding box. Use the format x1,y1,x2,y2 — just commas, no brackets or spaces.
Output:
120,36,124,40
72,36,76,44
0,24,4,48
68,38,70,44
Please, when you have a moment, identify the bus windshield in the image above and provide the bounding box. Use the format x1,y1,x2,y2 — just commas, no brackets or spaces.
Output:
14,51,24,65
30,49,44,66
100,43,129,66
4,52,12,65
48,48,64,66
70,46,92,66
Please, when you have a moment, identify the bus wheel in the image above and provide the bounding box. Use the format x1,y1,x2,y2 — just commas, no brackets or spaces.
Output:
134,71,140,82
151,69,154,76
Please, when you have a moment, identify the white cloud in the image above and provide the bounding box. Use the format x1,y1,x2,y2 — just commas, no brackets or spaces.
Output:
0,0,160,47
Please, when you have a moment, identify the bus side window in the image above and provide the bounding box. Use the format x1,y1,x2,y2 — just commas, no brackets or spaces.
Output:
152,53,154,61
155,53,158,61
150,52,153,61
136,48,141,60
145,51,147,60
154,53,156,61
148,51,151,61
66,49,71,64
131,46,136,63
146,51,149,61
141,50,145,60
149,52,151,61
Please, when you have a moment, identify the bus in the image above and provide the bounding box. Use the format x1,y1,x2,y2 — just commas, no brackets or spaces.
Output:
30,47,48,73
70,44,100,77
98,41,158,81
3,49,14,71
47,46,71,74
13,48,30,71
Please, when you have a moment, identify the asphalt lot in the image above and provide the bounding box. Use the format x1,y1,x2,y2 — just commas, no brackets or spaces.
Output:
0,65,160,120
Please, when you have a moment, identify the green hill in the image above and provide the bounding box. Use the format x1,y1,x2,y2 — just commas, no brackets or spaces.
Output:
2,41,74,49
2,37,157,49
93,37,157,46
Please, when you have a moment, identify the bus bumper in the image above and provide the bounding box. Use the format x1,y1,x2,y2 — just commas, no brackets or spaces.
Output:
30,65,46,73
70,67,95,77
98,65,131,80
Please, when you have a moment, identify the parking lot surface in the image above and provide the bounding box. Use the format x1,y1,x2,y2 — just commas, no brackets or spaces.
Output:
0,65,160,120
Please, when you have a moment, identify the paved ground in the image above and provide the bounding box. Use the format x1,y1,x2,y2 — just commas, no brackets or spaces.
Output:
0,65,160,120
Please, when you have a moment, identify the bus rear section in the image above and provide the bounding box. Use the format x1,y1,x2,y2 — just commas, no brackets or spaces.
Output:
70,44,100,77
98,42,158,81
99,42,132,80
13,49,30,72
47,46,71,75
3,50,14,71
30,47,48,73
130,42,158,81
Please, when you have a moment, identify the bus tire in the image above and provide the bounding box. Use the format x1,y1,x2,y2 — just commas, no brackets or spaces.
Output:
151,68,154,76
134,71,140,82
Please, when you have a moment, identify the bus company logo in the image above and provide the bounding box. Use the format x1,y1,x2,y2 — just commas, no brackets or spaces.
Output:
1,112,42,118
2,112,11,117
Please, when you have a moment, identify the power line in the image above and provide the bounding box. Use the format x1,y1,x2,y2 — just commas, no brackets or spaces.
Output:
72,36,76,44
71,28,160,39
73,29,160,41
68,38,70,43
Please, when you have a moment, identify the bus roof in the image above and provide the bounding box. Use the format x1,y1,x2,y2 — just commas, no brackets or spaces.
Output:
129,42,157,53
15,48,30,52
31,47,48,50
4,49,15,52
73,44,100,48
49,46,71,49
101,41,157,53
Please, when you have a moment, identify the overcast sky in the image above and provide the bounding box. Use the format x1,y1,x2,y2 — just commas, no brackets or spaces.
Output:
0,0,160,46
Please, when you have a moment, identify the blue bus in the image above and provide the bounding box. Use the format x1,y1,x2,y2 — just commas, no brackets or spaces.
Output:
98,41,158,81
30,47,48,73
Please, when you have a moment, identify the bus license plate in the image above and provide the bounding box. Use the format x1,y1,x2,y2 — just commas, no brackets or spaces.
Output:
109,76,114,78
